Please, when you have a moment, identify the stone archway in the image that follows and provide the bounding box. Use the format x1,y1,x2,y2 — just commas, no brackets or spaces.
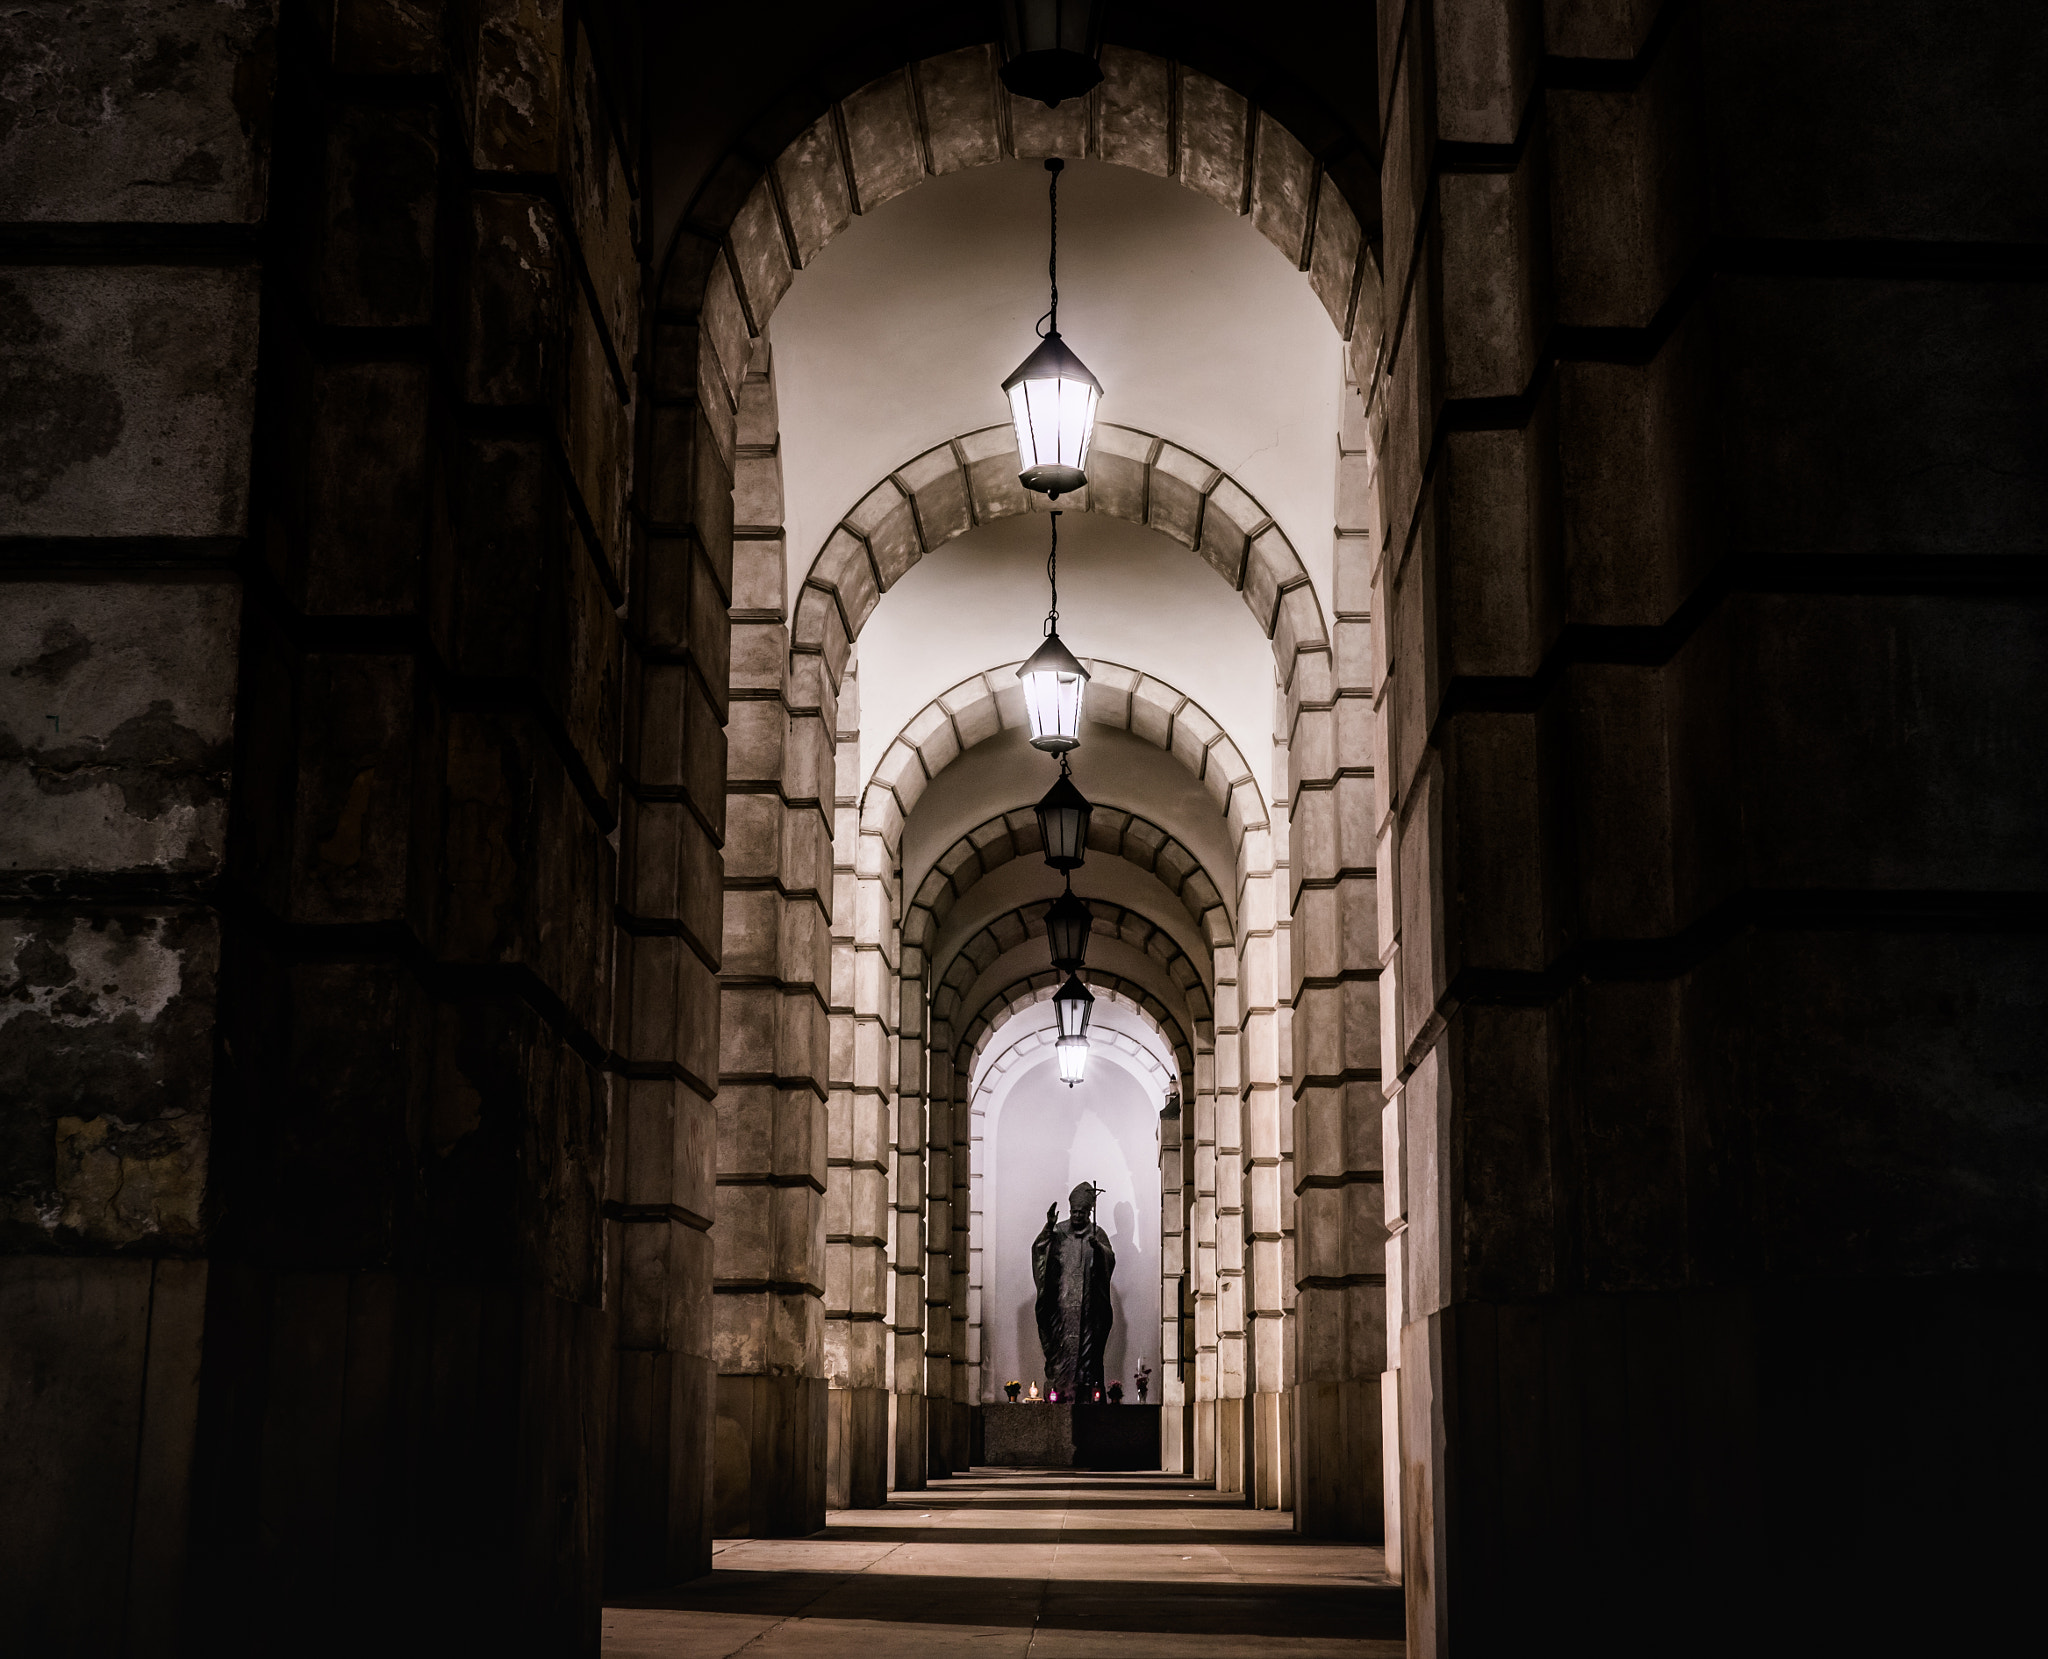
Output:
667,35,1386,1546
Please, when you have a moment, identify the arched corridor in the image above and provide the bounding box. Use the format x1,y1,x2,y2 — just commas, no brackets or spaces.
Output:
3,4,2042,1656
604,1470,1404,1658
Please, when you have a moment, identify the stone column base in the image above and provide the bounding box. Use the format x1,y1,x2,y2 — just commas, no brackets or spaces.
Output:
1251,1388,1293,1510
713,1373,826,1536
826,1385,889,1509
1293,1376,1385,1539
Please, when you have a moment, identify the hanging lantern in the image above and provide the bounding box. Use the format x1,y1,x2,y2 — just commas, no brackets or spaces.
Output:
1034,764,1092,870
1017,631,1089,751
1053,973,1095,1039
997,1,1106,107
1044,882,1092,971
1004,330,1101,498
1003,159,1102,499
1056,1035,1090,1086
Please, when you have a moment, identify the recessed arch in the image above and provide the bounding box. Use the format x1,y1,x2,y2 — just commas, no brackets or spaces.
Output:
931,898,1213,1043
973,1021,1176,1106
655,41,1385,473
905,804,1232,962
792,425,1330,703
955,970,1195,1084
862,658,1269,863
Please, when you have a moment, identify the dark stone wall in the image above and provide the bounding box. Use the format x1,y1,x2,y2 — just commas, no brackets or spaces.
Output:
1,1,681,1652
1375,2,2048,1654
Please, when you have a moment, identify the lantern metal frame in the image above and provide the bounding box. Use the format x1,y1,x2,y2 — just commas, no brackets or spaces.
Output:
1044,877,1093,971
1034,759,1093,871
1003,158,1102,499
1016,509,1090,751
1053,973,1095,1040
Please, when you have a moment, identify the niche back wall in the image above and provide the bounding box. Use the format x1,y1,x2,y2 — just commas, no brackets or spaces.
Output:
984,1058,1161,1400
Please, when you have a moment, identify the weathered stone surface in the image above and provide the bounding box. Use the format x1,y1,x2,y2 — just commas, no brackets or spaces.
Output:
274,355,430,614
0,582,238,878
458,0,561,172
0,910,216,1250
566,20,638,371
916,46,999,176
0,265,259,537
464,193,565,405
0,0,277,223
324,0,442,74
314,102,438,328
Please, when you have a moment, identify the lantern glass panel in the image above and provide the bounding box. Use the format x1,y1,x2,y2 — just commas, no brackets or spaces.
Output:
1044,888,1092,971
1053,974,1094,1040
1003,334,1102,495
1035,770,1092,871
1056,1035,1089,1085
1017,631,1088,752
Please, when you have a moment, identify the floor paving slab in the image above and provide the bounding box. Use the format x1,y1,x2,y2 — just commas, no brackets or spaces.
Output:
604,1469,1404,1657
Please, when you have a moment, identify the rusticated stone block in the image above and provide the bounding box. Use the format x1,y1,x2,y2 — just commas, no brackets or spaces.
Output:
1434,0,1539,145
566,21,638,372
1441,411,1564,678
1090,45,1166,174
325,0,440,73
0,0,276,223
1249,111,1313,267
277,354,430,615
1714,275,2048,566
457,0,561,173
286,650,415,926
1545,36,1704,330
839,70,921,213
916,46,999,175
1438,142,1547,401
232,952,429,1262
463,193,565,406
1176,71,1248,214
0,583,238,881
562,297,633,585
776,113,851,266
1308,178,1365,340
1734,593,2048,895
0,265,259,537
520,1024,608,1307
0,911,216,1250
1703,0,2048,245
314,102,438,328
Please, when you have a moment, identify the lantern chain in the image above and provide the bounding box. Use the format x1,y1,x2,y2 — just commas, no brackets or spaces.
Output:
1045,509,1060,637
1038,157,1061,339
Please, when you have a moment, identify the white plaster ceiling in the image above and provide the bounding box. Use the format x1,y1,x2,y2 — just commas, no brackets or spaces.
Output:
769,157,1342,640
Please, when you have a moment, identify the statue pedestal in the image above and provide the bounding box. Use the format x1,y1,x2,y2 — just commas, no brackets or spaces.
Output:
981,1403,1161,1470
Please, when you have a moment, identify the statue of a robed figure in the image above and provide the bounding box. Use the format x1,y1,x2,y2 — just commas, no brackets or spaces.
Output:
1032,1181,1117,1396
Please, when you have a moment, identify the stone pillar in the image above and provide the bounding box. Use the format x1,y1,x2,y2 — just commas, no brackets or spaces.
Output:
891,972,929,1489
1289,373,1388,1542
1209,945,1247,1492
823,664,891,1508
1158,1093,1190,1471
1379,2,2046,1651
714,346,829,1534
1190,1052,1220,1481
1243,808,1292,1509
950,1049,974,1466
923,1047,958,1475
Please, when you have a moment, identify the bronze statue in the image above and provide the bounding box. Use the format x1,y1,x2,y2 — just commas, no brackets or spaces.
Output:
1032,1181,1116,1397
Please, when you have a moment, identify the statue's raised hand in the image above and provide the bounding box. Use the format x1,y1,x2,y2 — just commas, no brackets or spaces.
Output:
1046,1202,1058,1228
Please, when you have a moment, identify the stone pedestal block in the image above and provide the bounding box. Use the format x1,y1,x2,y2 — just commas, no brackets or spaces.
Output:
825,1384,888,1509
982,1404,1163,1470
1295,1376,1386,1540
713,1373,826,1537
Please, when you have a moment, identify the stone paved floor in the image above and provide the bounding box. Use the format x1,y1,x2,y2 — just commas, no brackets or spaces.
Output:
604,1469,1406,1657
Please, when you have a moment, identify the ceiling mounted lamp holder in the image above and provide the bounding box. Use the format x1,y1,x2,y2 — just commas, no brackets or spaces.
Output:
1034,757,1093,871
1003,158,1102,500
1044,875,1093,972
997,0,1107,109
1017,510,1091,752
